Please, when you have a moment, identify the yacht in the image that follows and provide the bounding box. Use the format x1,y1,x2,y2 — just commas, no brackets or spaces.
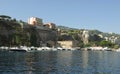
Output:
9,47,27,52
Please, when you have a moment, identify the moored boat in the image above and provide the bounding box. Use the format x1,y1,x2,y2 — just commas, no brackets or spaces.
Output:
9,47,27,52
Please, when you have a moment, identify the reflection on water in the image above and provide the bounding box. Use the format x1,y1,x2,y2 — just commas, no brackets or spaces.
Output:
82,51,88,69
0,51,120,74
57,51,73,73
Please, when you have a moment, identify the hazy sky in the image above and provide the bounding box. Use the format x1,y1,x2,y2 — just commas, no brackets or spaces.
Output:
0,0,120,33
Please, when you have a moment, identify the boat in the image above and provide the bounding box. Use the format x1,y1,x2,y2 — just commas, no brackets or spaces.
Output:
57,47,64,50
115,48,120,52
9,47,27,52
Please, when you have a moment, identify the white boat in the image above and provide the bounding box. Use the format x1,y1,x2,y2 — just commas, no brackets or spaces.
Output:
29,46,37,51
103,47,112,51
89,47,103,51
0,46,9,50
37,47,42,51
20,46,31,51
41,47,51,50
51,48,57,51
57,47,64,50
115,48,120,52
9,47,27,52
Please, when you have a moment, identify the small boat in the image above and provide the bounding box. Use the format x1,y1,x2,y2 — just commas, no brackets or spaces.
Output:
115,48,120,52
9,49,27,52
9,47,27,52
41,47,51,50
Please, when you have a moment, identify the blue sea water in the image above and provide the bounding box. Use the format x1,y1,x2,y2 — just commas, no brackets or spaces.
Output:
0,50,120,74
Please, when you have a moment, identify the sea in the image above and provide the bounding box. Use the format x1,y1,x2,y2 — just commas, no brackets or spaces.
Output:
0,50,120,74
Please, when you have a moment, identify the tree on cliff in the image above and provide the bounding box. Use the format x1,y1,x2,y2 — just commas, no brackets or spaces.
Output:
0,16,29,46
29,27,38,46
0,15,11,19
100,40,114,48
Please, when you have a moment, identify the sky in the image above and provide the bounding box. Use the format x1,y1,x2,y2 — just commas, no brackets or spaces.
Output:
0,0,120,34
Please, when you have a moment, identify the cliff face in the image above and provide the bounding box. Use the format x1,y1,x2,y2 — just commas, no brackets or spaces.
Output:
28,26,58,47
0,19,21,46
38,29,58,46
0,19,58,47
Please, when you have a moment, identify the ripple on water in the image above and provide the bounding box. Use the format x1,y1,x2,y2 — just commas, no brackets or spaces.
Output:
0,51,120,74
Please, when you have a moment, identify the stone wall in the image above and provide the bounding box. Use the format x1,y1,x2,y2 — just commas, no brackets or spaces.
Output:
57,40,78,48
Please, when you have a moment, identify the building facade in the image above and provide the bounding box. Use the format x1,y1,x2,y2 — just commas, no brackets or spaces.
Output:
27,17,58,47
44,23,56,30
57,40,78,48
28,17,43,26
82,30,89,44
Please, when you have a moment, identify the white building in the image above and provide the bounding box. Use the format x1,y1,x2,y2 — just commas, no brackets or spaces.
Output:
82,30,89,44
28,17,43,26
44,23,56,29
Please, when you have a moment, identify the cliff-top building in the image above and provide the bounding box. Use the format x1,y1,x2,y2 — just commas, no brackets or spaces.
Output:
44,23,56,30
28,17,43,26
82,30,89,44
27,17,58,47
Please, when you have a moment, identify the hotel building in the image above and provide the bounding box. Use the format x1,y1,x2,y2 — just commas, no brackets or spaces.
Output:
28,17,43,26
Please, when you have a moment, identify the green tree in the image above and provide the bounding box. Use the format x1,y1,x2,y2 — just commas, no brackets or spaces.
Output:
100,40,114,47
0,15,11,19
114,45,119,49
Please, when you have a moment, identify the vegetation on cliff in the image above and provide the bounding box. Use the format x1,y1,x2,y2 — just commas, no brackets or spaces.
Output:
0,15,39,47
0,15,120,48
57,25,120,48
